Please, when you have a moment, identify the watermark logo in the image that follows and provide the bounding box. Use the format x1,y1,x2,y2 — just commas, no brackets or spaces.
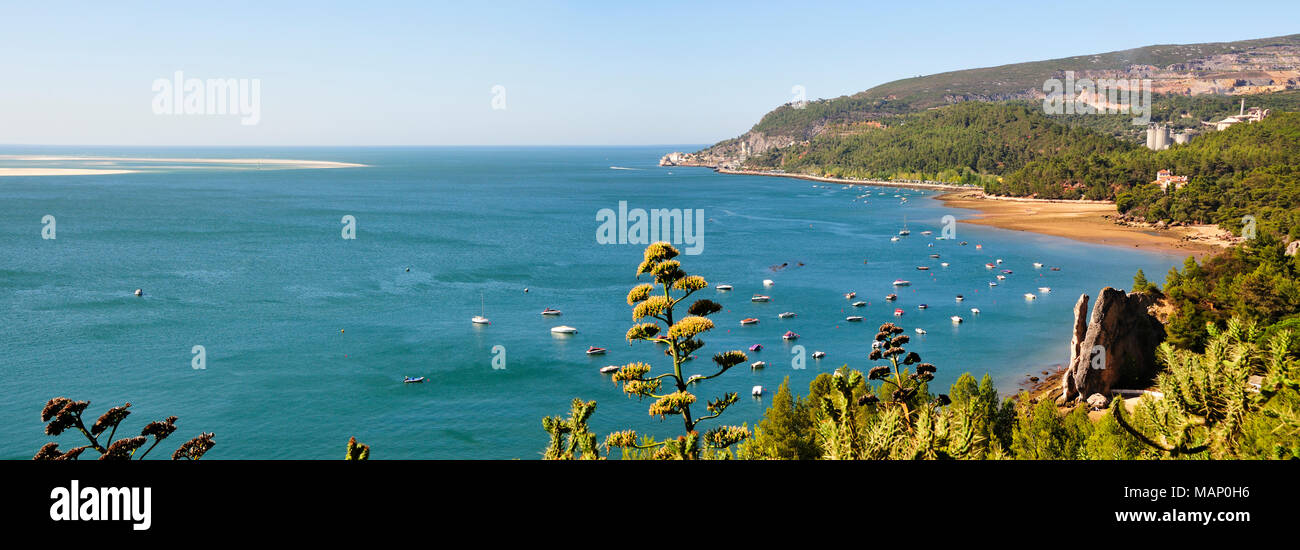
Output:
790,345,806,370
1090,345,1106,370
491,344,506,370
596,201,704,255
151,71,261,125
341,215,357,240
191,345,206,370
790,85,807,109
42,214,56,240
49,480,151,531
940,215,957,240
491,85,507,110
1043,71,1151,125
1241,215,1257,240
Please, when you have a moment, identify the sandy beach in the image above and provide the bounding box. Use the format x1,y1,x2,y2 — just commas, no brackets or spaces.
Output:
0,155,366,177
936,189,1232,259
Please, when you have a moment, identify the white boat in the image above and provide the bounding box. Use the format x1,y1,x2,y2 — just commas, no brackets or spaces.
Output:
852,301,866,307
915,328,927,334
955,295,964,302
778,311,796,318
1033,262,1043,268
1024,293,1038,300
846,316,864,322
763,279,775,287
540,308,562,316
988,282,998,287
971,308,981,314
134,288,143,297
920,230,933,235
1038,287,1052,293
890,236,900,242
940,262,949,267
752,385,763,397
844,292,856,299
996,259,1003,264
599,365,620,374
751,295,771,302
951,316,964,324
750,361,766,369
472,292,490,324
716,284,733,291
812,351,826,359
892,279,910,286
996,275,1006,280
550,325,577,334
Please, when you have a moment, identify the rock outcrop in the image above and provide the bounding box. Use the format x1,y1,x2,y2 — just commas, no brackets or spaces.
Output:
1058,287,1166,404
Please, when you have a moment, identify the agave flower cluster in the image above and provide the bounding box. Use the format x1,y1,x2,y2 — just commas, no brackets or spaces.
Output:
34,397,214,461
602,242,750,458
867,323,940,411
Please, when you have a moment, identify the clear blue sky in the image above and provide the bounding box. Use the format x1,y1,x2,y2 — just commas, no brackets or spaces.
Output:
2,0,1297,146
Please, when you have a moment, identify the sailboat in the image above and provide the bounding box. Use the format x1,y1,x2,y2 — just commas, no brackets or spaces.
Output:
472,292,490,324
898,216,910,236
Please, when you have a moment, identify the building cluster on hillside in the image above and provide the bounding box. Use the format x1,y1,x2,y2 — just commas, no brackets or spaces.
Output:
1145,98,1272,151
1153,169,1189,192
1207,99,1271,131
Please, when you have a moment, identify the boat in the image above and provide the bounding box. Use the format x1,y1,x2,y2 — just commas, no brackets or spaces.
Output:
996,259,1003,264
916,266,929,271
971,308,981,314
403,376,425,384
844,292,857,299
917,304,928,309
951,315,964,324
940,262,949,267
960,241,968,246
1033,262,1043,268
472,292,490,324
892,279,910,286
716,284,733,291
955,295,964,302
852,301,866,307
778,311,796,318
1038,287,1052,293
996,275,1006,280
988,282,998,287
550,325,577,334
920,230,933,236
540,307,562,316
1024,293,1038,300
751,295,770,302
586,346,607,355
890,236,900,242
134,288,143,297
763,279,775,287
599,365,620,374
782,331,800,340
915,328,927,334
885,294,898,301
749,344,763,351
894,308,904,316
750,361,766,369
752,385,763,397
1001,269,1013,274
898,216,910,236
812,351,825,359
985,263,996,269
846,316,864,322
929,253,940,258
1050,267,1061,271
872,341,883,349
740,318,759,325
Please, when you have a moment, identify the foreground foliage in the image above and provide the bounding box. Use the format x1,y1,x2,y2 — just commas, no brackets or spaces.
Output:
33,398,215,460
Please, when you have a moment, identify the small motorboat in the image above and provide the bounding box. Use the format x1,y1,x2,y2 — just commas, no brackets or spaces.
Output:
134,288,143,297
782,331,800,340
1033,262,1043,268
985,263,996,269
1001,269,1013,274
996,259,1003,264
403,376,425,384
1024,293,1038,300
960,241,968,246
751,295,771,302
752,385,763,397
975,244,982,249
892,279,910,286
852,301,866,307
955,295,964,302
763,279,775,287
716,284,733,291
749,344,763,351
1038,287,1052,293
988,282,998,287
599,365,620,374
890,236,900,242
894,308,904,316
929,253,940,258
916,266,929,271
996,275,1006,280
846,316,864,322
778,311,796,318
844,292,857,299
917,304,928,309
1050,267,1061,271
951,315,964,324
871,341,883,349
550,325,577,334
920,231,933,236
586,346,607,355
751,361,767,370
812,351,826,359
971,308,981,314
940,262,949,267
915,328,927,334
885,294,898,301
740,318,760,325
898,229,910,236
540,308,562,316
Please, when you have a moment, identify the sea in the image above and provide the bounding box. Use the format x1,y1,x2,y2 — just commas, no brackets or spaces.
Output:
0,146,1188,459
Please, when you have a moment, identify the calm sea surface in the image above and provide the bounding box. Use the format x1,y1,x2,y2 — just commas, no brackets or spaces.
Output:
0,146,1187,459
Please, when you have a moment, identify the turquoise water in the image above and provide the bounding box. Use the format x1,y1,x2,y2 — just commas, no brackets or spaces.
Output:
0,147,1188,459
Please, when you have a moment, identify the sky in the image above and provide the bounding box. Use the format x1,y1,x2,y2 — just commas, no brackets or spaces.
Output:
1,0,1297,146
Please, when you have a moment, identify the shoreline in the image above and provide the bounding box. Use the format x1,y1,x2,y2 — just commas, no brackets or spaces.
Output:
693,165,1232,259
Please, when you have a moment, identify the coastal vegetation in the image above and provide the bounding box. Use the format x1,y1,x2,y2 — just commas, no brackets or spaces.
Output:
32,398,215,460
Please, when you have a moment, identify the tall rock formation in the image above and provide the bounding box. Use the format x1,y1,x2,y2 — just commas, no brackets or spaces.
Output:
1058,288,1166,404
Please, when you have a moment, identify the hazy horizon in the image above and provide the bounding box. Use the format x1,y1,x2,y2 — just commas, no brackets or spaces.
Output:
3,0,1298,147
